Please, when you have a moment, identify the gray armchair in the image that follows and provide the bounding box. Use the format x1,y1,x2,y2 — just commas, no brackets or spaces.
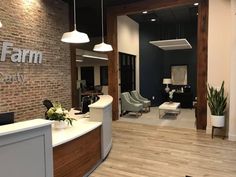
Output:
120,92,143,117
131,90,151,112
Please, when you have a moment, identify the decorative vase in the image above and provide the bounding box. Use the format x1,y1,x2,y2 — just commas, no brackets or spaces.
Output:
211,115,225,127
53,121,67,129
168,98,173,104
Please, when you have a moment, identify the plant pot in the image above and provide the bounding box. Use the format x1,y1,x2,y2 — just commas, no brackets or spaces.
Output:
54,121,67,129
211,115,225,127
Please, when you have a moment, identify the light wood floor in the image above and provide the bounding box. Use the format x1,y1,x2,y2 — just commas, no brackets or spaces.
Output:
91,121,236,177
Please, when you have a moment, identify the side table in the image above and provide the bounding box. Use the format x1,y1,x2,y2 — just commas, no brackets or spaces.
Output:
211,126,225,139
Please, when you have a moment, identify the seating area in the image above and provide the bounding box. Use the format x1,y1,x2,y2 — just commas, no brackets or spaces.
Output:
120,91,151,117
131,90,151,112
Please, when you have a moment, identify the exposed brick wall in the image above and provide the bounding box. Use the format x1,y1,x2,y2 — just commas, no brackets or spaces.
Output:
0,0,71,121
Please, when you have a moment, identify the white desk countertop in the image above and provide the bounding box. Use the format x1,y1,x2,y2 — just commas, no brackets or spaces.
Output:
0,119,52,137
52,118,101,147
89,95,113,108
0,113,102,148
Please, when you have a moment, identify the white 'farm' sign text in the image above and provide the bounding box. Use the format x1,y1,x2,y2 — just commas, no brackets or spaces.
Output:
0,42,42,64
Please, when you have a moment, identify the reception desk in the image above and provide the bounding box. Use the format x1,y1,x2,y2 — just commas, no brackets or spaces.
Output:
0,119,53,177
52,118,102,177
89,95,113,159
0,95,113,177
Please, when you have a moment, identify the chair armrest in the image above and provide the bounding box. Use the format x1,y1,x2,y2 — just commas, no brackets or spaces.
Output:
129,95,141,104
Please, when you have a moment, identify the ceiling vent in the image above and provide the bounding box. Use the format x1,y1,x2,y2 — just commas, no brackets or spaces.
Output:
149,38,192,51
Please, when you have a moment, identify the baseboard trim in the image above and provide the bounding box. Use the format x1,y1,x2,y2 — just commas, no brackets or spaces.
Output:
228,133,236,141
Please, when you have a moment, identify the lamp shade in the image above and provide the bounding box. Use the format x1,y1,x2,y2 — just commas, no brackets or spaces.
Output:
163,78,172,84
61,29,90,43
93,42,113,52
0,21,2,28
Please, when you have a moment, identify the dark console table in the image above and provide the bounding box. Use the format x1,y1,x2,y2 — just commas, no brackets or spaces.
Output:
173,92,193,108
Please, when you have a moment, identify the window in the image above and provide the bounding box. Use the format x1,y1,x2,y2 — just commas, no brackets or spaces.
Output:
100,66,108,86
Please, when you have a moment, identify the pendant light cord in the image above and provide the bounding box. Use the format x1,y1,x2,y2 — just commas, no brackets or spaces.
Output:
101,0,104,43
74,0,77,30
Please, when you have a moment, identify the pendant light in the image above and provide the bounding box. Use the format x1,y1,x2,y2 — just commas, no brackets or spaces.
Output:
61,0,89,43
93,0,113,52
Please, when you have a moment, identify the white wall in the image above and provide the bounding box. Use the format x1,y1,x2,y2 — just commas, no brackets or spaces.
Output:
208,0,236,140
117,15,140,95
229,0,236,141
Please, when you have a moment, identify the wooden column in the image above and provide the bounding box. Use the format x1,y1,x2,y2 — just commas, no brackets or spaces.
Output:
196,0,208,129
107,12,119,120
70,44,77,107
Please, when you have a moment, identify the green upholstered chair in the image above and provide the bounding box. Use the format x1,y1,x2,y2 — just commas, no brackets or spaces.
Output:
120,92,143,117
131,90,151,112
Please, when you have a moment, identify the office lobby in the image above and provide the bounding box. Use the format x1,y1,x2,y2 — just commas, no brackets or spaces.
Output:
1,0,236,177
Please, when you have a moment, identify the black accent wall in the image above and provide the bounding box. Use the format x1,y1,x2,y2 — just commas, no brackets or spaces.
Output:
140,22,197,105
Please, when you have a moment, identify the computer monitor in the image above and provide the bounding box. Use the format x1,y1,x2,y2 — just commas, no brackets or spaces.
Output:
0,112,14,126
81,96,91,114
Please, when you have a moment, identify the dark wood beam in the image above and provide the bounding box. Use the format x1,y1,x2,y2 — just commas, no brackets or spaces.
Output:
107,12,119,120
68,0,78,108
196,0,208,129
108,0,199,16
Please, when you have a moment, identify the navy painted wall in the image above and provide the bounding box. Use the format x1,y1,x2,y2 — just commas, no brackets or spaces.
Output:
139,22,197,105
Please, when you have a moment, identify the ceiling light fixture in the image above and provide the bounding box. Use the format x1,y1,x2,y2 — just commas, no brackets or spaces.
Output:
142,11,148,14
93,0,113,52
194,3,199,6
0,21,2,28
150,39,192,51
151,18,156,22
61,0,89,43
76,59,83,62
82,54,108,60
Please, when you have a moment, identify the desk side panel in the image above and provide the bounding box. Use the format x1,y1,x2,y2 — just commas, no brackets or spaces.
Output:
53,126,101,177
0,125,53,177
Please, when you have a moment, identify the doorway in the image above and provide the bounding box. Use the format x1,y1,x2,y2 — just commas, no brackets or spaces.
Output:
106,0,208,130
119,52,136,93
81,66,94,90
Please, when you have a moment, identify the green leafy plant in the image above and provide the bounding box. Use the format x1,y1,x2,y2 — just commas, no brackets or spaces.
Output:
47,103,76,126
207,81,227,116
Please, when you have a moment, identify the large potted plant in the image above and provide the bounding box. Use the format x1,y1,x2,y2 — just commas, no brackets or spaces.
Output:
207,81,227,127
47,103,75,129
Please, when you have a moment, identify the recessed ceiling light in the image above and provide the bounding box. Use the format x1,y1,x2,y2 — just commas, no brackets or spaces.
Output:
151,18,156,22
194,3,199,6
142,11,148,14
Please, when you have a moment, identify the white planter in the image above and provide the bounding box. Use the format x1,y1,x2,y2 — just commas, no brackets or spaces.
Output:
53,121,67,129
211,115,225,127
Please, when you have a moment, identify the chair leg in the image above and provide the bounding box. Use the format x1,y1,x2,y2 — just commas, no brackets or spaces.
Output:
120,110,123,117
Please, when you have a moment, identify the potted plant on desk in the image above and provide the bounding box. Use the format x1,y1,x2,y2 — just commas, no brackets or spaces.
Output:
47,103,76,129
207,81,227,127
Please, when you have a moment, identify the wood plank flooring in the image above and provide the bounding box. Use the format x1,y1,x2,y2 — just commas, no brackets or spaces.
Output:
91,121,236,177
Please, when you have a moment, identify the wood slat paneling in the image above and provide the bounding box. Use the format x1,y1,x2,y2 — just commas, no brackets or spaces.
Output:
53,127,101,177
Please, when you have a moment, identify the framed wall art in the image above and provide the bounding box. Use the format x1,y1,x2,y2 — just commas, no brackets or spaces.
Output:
171,65,187,85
